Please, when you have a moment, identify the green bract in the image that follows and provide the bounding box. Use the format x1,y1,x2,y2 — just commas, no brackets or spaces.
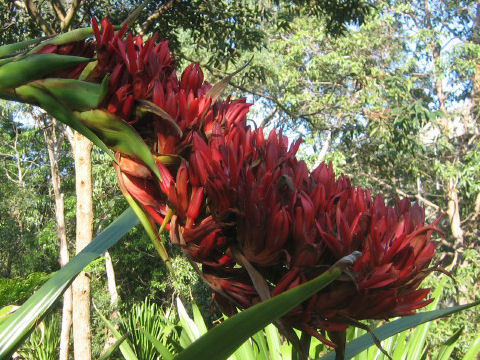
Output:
0,54,91,89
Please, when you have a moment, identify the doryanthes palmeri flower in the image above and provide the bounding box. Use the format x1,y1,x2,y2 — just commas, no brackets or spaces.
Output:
36,18,439,350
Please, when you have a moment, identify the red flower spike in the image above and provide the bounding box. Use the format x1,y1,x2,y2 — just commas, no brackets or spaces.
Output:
69,20,440,348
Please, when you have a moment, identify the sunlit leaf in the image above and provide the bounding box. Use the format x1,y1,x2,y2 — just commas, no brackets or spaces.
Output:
0,54,91,89
436,327,463,360
30,76,109,110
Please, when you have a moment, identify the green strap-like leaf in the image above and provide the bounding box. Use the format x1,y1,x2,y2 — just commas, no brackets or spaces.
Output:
405,277,446,358
95,304,139,360
436,327,463,360
174,262,347,360
191,302,208,336
177,297,200,344
0,208,139,358
0,54,92,90
139,329,175,360
0,27,94,59
462,333,480,360
319,300,480,360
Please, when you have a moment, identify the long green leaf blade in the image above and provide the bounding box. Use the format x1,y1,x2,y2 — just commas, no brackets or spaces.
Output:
265,323,282,360
319,301,480,360
32,77,108,110
462,333,480,360
0,208,139,358
175,262,347,360
406,278,446,358
191,303,208,336
0,37,47,58
176,297,200,344
436,327,463,360
95,305,139,360
28,27,94,54
139,329,175,360
251,329,269,360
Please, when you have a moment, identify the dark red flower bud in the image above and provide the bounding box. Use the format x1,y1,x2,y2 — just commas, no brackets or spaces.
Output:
180,63,204,94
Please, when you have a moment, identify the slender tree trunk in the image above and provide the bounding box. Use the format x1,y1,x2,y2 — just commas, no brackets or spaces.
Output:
70,132,93,360
102,251,121,352
474,192,480,221
314,130,331,168
446,178,464,248
41,117,72,360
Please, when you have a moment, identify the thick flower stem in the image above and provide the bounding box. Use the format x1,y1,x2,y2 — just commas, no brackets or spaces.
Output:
328,330,346,360
155,207,174,272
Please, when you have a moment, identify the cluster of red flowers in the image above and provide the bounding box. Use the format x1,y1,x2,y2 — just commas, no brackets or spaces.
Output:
41,18,439,345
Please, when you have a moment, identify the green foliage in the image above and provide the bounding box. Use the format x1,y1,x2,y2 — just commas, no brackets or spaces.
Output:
119,299,181,360
0,272,51,308
17,314,60,360
427,250,480,357
0,102,73,278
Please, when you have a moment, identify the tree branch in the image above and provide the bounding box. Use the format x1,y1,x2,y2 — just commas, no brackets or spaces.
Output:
353,171,443,213
61,0,81,31
23,0,55,35
49,0,66,24
140,0,176,35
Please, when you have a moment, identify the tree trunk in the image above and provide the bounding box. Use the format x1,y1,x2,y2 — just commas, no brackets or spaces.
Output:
446,178,465,268
41,117,72,360
102,251,121,353
446,179,464,246
314,130,331,168
70,132,93,360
